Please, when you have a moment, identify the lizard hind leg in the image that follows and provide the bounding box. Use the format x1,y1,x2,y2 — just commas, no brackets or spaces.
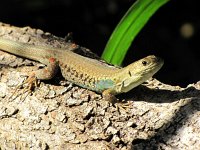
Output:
9,58,59,100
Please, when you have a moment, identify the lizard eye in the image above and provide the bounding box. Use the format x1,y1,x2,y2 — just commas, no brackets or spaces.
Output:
142,60,148,66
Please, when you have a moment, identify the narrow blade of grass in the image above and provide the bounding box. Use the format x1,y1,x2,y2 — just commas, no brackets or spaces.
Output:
101,0,169,65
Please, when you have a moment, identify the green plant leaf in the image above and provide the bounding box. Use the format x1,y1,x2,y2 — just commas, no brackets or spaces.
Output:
101,0,169,65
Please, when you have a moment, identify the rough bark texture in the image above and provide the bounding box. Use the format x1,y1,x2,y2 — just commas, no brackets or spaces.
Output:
0,22,200,150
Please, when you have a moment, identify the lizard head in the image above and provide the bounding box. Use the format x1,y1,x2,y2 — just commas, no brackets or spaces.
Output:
128,55,164,76
115,55,164,93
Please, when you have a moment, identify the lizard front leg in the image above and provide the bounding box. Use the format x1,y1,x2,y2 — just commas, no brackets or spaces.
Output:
102,89,117,103
102,89,132,111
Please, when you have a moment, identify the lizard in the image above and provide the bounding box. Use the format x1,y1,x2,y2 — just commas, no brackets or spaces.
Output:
0,37,164,101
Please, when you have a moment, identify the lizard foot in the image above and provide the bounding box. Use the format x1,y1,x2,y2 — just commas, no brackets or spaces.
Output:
114,100,133,112
9,72,39,100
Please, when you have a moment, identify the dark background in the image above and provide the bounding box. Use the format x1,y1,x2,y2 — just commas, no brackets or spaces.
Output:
0,0,199,87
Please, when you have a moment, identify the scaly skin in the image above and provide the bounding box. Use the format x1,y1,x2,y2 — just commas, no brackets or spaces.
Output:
0,38,164,99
